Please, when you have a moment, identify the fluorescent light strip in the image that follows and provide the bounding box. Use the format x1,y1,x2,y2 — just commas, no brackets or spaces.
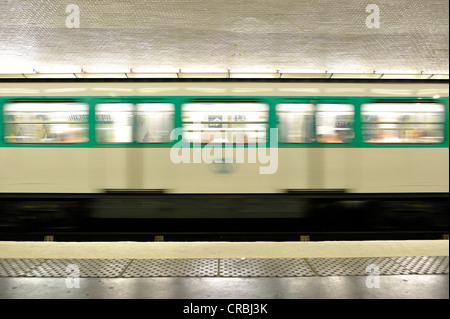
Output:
430,74,449,80
179,72,229,78
331,73,382,79
75,73,127,79
230,73,281,79
0,74,26,78
380,74,433,80
25,73,76,79
126,73,178,78
0,72,447,80
281,73,332,79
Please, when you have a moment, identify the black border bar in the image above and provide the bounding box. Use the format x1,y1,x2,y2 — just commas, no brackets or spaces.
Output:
0,78,448,84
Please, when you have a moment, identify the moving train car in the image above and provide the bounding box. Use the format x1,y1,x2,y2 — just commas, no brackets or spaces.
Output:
0,80,448,232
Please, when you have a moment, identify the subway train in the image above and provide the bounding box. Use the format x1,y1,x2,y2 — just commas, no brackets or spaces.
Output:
0,80,448,233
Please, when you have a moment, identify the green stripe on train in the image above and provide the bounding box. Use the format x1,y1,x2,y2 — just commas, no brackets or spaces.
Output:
0,96,448,149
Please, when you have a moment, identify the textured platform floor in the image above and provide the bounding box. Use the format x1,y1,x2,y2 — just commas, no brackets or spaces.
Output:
0,256,448,278
0,240,448,259
0,257,448,299
1,240,447,299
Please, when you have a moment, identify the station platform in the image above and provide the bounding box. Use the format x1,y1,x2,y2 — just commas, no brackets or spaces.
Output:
0,240,448,299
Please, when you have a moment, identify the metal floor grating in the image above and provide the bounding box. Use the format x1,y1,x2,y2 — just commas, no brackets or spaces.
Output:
0,257,448,278
220,259,315,277
307,257,413,276
122,259,218,277
0,259,46,277
393,256,449,275
25,259,130,278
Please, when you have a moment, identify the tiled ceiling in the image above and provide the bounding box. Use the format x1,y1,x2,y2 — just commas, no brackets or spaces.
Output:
0,0,448,74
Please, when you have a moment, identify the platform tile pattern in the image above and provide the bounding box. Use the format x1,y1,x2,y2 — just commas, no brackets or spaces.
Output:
392,256,449,274
122,259,219,277
307,257,411,276
0,257,448,278
0,259,46,277
220,258,315,277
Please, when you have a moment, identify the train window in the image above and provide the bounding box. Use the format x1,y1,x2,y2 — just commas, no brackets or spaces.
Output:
276,104,314,143
3,102,89,144
96,104,133,144
136,103,174,143
316,104,354,143
182,102,269,144
362,103,445,144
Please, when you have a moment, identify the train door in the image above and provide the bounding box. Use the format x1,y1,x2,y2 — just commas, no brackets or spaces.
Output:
93,103,135,191
309,101,355,191
136,102,175,191
94,102,175,191
275,101,315,191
